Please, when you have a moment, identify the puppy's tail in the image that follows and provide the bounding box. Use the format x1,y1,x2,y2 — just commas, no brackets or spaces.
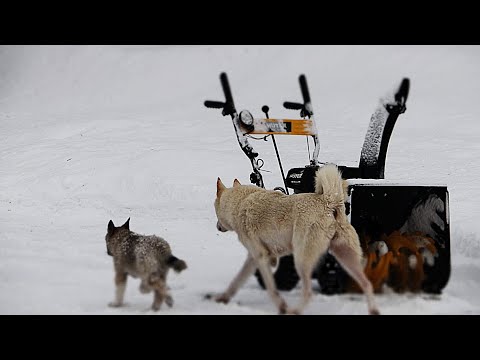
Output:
167,255,187,273
314,164,347,212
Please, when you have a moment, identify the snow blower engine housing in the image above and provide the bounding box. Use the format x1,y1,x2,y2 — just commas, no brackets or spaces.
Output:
204,73,450,295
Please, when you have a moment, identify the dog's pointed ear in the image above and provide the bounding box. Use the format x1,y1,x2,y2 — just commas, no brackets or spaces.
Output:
108,220,115,235
233,179,241,187
217,177,226,197
121,217,130,230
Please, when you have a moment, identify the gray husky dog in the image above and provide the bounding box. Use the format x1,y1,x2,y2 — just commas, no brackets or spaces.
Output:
210,164,379,315
105,218,187,311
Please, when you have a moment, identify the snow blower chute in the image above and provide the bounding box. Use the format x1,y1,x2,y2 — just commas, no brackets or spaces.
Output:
204,73,450,295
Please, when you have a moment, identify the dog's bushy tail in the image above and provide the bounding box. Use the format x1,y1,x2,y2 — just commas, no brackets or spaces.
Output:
316,165,363,259
314,164,346,211
167,255,187,273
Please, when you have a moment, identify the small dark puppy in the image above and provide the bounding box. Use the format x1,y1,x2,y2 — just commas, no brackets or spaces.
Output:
105,218,187,311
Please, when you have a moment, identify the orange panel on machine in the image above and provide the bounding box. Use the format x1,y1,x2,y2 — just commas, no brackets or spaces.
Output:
250,119,316,136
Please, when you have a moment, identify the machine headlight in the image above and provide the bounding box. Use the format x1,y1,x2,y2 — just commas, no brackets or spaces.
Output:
239,110,254,127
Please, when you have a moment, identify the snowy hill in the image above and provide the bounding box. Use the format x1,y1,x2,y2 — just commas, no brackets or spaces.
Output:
1,45,479,314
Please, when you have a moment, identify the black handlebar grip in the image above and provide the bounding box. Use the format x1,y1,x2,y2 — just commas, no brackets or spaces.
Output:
299,74,311,104
220,73,235,109
204,100,225,109
283,101,304,110
395,78,410,105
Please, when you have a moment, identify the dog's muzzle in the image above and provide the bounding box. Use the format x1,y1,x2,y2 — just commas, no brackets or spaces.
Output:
216,221,228,232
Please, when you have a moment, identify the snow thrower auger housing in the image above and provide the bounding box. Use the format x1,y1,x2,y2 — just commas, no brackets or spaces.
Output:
204,73,451,295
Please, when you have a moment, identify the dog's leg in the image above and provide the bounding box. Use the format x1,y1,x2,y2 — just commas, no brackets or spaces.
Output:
208,254,257,304
109,272,127,307
292,232,330,314
329,236,380,315
254,253,290,315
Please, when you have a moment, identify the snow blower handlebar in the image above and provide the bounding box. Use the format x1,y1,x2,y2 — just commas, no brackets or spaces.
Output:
204,101,225,109
282,75,313,117
204,72,265,188
394,77,409,111
204,73,237,117
219,72,236,116
283,74,319,165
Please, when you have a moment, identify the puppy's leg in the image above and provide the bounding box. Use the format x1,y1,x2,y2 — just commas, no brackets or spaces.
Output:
109,271,127,307
139,278,152,294
150,275,169,311
329,228,380,315
292,231,329,314
208,254,257,304
165,293,174,308
254,252,290,315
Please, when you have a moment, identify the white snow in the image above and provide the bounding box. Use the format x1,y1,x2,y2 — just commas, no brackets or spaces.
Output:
1,45,479,315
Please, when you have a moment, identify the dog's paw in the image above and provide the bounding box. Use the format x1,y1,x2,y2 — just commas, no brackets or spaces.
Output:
108,301,123,308
283,308,301,315
204,293,230,304
165,295,174,308
369,308,381,315
277,302,300,315
151,303,161,311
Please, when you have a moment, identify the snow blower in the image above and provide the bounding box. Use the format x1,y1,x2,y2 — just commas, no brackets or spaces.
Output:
204,73,450,295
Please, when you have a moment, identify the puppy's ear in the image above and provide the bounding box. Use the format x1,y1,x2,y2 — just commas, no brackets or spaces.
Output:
108,220,115,235
217,177,226,197
233,179,241,187
121,217,130,230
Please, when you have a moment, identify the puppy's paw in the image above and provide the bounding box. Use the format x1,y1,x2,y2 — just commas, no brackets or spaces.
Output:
216,296,230,304
151,303,161,311
108,301,123,308
165,295,174,308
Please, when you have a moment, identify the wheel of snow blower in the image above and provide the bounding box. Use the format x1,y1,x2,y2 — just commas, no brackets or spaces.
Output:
254,255,300,291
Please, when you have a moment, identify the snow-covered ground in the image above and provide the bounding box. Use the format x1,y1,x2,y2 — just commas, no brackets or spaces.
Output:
1,45,479,314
